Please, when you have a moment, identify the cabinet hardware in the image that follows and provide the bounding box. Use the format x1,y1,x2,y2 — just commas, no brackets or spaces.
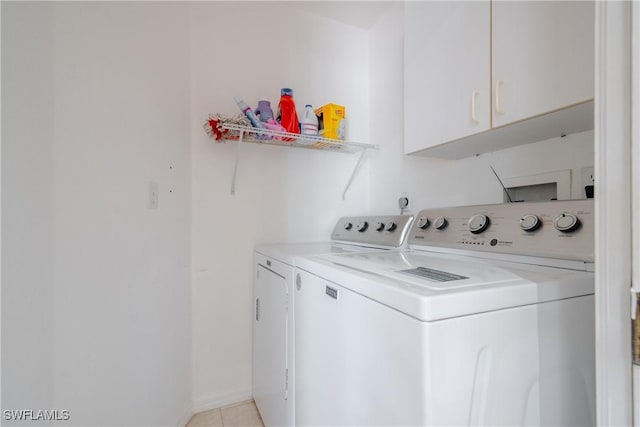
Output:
495,80,505,113
632,289,640,364
471,90,480,123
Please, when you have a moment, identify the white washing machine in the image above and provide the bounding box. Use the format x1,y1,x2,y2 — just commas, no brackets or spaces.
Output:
294,200,595,426
252,214,414,427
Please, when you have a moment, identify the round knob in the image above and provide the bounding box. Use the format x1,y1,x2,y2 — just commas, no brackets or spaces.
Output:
343,221,353,231
520,214,541,232
375,221,385,232
434,216,448,230
385,222,397,232
554,213,580,233
356,221,368,232
468,214,490,234
417,217,430,229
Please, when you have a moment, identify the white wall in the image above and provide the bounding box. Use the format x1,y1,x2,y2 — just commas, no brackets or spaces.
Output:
367,4,594,215
3,2,192,426
188,2,370,411
49,3,192,425
1,2,596,425
2,1,54,416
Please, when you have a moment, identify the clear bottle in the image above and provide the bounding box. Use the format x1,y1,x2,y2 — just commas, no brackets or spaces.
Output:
300,105,319,136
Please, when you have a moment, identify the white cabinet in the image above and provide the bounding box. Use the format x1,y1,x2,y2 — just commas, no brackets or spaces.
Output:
492,1,594,127
404,1,594,159
404,1,490,154
404,1,491,152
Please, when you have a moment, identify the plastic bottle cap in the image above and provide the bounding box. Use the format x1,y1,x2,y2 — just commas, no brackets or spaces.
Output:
281,88,293,96
305,104,312,108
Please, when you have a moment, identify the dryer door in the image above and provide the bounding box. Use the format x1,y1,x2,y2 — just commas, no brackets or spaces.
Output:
253,263,289,427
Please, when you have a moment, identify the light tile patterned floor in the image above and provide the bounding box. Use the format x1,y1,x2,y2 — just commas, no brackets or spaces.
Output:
186,400,264,427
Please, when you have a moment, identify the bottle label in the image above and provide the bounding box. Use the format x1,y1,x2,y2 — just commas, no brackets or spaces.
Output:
301,123,318,135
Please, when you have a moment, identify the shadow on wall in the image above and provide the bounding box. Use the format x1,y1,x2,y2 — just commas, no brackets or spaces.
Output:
367,130,594,214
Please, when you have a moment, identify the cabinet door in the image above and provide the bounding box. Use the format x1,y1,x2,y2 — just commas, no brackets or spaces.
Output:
253,264,289,427
492,1,594,127
404,1,490,154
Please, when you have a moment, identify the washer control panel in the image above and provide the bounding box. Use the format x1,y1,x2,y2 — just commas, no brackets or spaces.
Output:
408,200,594,261
331,215,414,247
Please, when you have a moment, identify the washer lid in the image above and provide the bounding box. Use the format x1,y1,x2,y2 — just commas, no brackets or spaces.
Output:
295,251,594,321
255,242,388,266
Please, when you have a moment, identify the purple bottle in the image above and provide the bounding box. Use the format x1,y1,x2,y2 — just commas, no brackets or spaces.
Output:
255,99,274,123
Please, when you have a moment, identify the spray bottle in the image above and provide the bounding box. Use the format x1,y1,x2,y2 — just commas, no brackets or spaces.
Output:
234,97,265,129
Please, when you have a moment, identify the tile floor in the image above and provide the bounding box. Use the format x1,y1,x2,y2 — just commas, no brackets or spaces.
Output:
186,400,264,427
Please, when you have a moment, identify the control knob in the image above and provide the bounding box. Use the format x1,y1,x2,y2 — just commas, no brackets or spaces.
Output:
385,222,397,232
356,221,368,232
375,221,385,232
468,214,490,234
343,221,353,231
554,213,580,233
434,216,448,230
416,217,430,229
520,214,541,232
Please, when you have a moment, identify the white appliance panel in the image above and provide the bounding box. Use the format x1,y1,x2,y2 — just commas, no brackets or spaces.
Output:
254,242,387,267
253,259,293,427
295,251,594,321
409,200,594,262
295,268,595,426
294,269,424,426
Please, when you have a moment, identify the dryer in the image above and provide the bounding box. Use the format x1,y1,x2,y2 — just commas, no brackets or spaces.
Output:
294,200,595,426
252,214,413,427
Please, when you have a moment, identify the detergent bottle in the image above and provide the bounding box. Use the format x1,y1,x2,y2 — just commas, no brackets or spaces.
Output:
276,88,300,135
255,98,274,123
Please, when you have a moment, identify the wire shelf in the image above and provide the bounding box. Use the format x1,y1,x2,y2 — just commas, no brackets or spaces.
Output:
219,123,377,199
221,124,378,154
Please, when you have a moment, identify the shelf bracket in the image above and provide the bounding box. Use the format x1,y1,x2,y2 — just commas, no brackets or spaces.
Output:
342,149,368,200
230,129,244,195
220,123,377,197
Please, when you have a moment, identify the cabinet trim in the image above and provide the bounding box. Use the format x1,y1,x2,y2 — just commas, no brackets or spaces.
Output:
411,99,594,159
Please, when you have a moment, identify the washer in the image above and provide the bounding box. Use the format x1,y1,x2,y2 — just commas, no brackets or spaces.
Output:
252,214,414,427
294,200,595,426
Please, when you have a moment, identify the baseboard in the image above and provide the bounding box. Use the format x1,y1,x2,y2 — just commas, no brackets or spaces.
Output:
175,400,195,427
193,387,253,414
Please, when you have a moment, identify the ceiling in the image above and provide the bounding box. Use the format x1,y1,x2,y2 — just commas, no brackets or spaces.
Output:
285,1,398,29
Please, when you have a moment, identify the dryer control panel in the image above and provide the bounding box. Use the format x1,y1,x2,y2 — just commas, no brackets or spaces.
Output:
408,200,594,262
331,215,414,248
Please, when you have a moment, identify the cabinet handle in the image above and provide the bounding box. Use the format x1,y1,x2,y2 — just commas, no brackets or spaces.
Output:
471,90,480,123
495,80,504,114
